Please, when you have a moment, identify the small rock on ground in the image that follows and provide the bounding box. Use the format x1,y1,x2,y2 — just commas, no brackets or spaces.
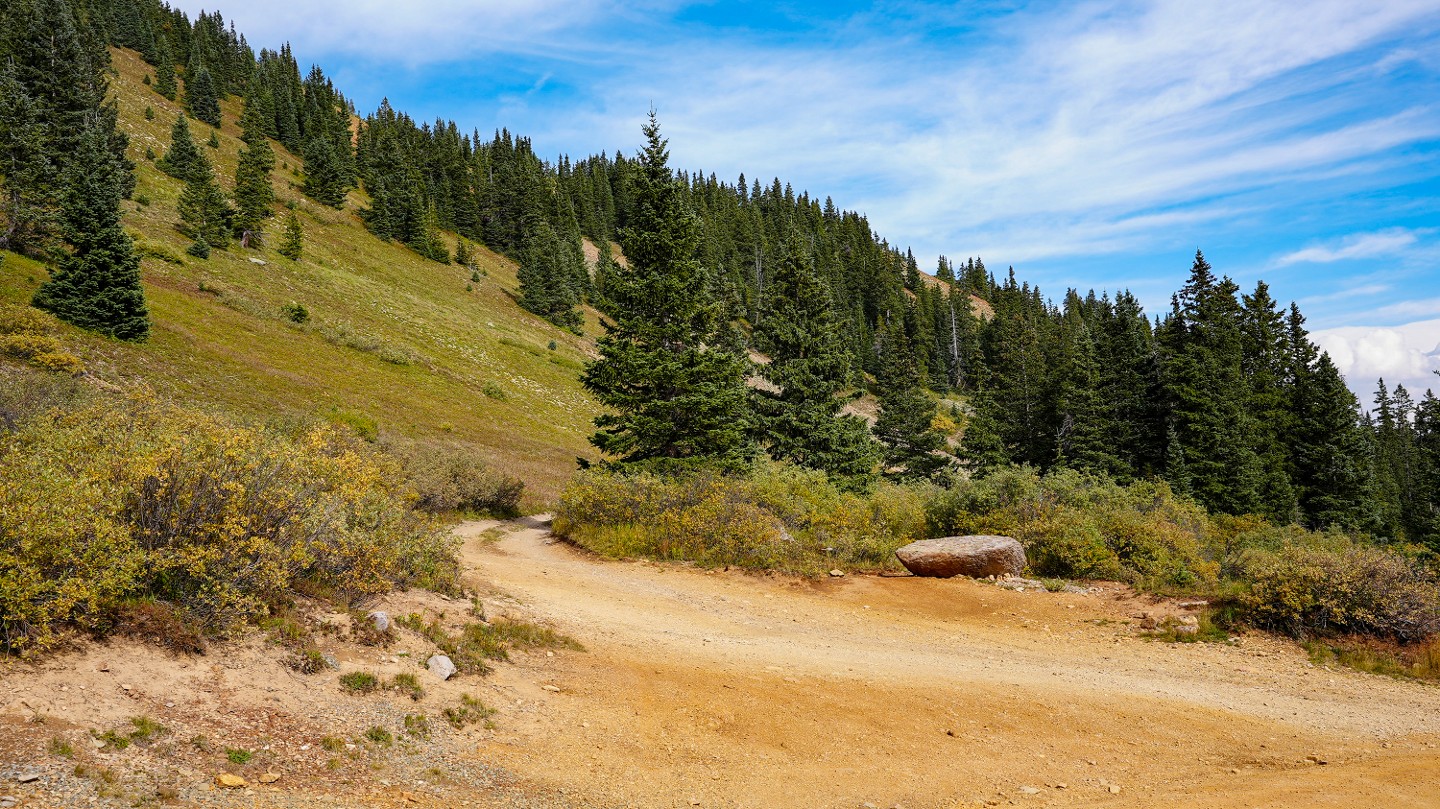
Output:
428,654,457,681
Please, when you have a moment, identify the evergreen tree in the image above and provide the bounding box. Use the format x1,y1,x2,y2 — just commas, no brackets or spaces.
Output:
873,316,949,481
1241,280,1299,523
1292,354,1378,530
232,137,275,245
277,207,302,260
517,221,583,330
184,64,221,127
408,200,449,263
152,37,177,100
751,232,878,487
177,149,230,249
156,113,202,180
302,136,347,207
1156,251,1264,515
0,59,54,255
1052,294,1114,473
581,114,751,472
32,115,148,340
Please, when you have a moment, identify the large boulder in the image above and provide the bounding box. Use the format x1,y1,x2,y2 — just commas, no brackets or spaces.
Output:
895,536,1026,578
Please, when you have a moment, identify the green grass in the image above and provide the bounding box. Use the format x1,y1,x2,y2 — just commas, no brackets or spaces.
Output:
0,46,607,505
442,694,495,729
224,747,252,765
1141,609,1232,644
1303,637,1440,682
339,671,380,694
394,612,582,677
391,672,424,701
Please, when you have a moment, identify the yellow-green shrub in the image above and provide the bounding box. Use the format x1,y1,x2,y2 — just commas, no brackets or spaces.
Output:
1239,542,1439,642
924,467,1216,588
0,396,458,655
554,462,929,574
0,304,84,375
389,441,524,516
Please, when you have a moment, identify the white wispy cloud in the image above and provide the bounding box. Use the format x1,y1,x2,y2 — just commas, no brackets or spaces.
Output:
1277,228,1422,265
171,0,1440,319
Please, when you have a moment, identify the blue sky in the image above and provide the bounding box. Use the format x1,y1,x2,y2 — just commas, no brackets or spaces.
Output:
176,0,1440,400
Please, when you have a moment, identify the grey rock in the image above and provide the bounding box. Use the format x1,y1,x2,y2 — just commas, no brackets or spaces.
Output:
894,535,1026,578
15,773,39,784
427,654,457,681
367,610,390,632
322,653,339,670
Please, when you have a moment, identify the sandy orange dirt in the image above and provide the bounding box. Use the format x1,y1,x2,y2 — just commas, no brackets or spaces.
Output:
3,517,1439,808
452,518,1440,809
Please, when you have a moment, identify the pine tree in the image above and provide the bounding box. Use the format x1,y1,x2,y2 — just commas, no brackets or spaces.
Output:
177,150,230,249
302,136,347,207
581,113,751,472
408,200,449,263
152,38,177,100
232,138,275,245
1292,354,1378,530
32,115,148,341
185,64,221,127
156,113,202,180
1156,251,1264,515
1052,294,1114,473
751,232,878,487
0,59,55,256
277,207,302,260
873,316,949,481
517,221,583,330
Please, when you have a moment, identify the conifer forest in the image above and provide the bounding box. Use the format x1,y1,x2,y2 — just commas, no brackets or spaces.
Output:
2,0,1437,554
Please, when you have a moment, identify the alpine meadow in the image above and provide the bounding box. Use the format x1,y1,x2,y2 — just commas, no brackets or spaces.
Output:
2,1,1439,807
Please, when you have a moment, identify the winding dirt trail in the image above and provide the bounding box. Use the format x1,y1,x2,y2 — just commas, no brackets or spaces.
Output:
455,518,1440,808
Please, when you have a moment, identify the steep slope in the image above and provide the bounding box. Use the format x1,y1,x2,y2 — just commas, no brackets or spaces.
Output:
0,47,604,503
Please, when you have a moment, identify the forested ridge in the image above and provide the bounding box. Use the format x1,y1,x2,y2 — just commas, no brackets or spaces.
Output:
2,0,1437,554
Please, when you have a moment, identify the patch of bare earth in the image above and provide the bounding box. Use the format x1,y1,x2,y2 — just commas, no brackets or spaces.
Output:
4,517,1440,808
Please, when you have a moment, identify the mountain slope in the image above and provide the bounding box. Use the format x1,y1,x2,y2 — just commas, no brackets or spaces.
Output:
0,47,604,503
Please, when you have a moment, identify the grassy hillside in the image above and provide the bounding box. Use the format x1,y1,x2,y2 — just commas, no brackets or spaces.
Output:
0,47,605,504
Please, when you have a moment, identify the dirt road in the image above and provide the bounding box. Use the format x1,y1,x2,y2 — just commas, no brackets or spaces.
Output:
458,518,1440,809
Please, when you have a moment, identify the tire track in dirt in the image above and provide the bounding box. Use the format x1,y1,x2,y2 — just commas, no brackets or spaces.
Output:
458,518,1440,809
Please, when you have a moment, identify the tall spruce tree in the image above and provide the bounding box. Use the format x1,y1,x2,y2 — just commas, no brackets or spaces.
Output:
1156,251,1264,515
0,59,54,255
751,232,878,487
184,63,221,127
517,221,584,330
156,113,202,180
277,207,302,260
152,37,177,100
177,149,230,249
581,113,751,472
873,315,949,481
232,140,274,245
32,115,148,340
302,136,347,207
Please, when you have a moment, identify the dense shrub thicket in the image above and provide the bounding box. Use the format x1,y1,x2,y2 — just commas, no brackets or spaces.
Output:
556,462,1440,642
388,441,525,517
555,462,928,574
0,393,460,655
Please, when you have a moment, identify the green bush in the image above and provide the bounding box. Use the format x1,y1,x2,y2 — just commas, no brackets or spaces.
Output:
1239,542,1440,642
339,671,379,694
0,396,459,655
391,442,524,516
554,462,929,574
924,467,1216,588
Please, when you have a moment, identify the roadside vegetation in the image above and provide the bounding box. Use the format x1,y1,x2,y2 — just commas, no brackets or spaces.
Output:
0,368,479,657
557,462,1440,667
